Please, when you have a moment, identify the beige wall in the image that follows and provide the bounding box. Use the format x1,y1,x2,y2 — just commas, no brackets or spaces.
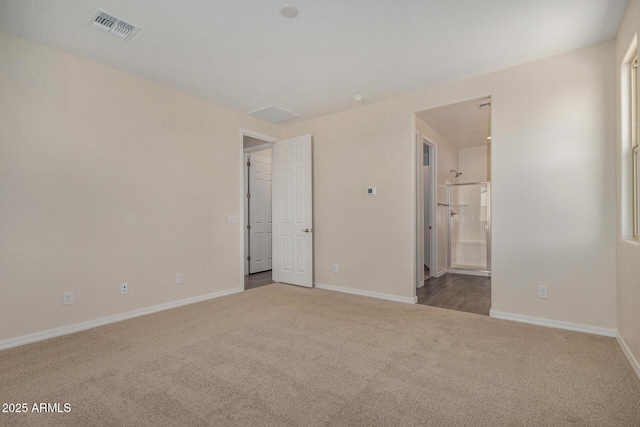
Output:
281,103,416,298
615,0,640,375
283,41,617,330
0,31,280,342
458,145,488,184
0,29,620,344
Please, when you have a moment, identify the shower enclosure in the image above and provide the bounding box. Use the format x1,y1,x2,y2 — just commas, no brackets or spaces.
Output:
446,183,491,275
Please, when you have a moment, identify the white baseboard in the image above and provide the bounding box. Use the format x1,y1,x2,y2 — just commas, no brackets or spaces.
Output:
489,310,616,337
447,268,490,277
314,283,417,304
0,287,243,351
417,280,425,289
617,332,640,380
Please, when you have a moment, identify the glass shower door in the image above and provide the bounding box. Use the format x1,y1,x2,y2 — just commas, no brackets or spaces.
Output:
447,183,491,273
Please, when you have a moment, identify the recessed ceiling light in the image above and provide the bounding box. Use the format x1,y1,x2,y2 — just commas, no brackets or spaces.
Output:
352,95,364,102
280,5,299,18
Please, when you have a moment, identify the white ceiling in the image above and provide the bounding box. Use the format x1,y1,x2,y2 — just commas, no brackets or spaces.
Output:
0,0,628,124
417,98,491,149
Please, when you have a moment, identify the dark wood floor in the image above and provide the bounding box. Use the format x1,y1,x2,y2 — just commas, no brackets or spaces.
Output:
417,272,491,316
246,269,490,316
244,270,275,290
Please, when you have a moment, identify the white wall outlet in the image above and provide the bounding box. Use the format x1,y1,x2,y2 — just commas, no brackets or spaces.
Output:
538,285,548,299
176,273,183,284
332,263,338,273
120,283,129,295
62,291,74,305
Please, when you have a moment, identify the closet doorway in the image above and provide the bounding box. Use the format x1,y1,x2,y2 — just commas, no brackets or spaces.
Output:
243,134,275,290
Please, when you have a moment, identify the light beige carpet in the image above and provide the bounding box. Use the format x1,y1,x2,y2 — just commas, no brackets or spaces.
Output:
1,284,639,426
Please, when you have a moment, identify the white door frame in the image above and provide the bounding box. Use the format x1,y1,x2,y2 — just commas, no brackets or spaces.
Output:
423,137,437,281
246,151,273,274
414,132,438,293
239,129,277,290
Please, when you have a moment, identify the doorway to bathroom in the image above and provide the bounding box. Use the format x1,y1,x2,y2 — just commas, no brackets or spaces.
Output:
414,96,492,315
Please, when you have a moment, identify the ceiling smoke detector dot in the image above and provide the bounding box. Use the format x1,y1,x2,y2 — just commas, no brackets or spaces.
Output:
280,5,299,18
352,95,364,102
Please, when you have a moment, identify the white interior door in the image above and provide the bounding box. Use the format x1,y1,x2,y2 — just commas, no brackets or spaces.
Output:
248,153,272,273
273,135,313,287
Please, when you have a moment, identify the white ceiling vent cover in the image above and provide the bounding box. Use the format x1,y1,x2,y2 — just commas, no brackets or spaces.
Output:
248,105,298,123
90,10,140,40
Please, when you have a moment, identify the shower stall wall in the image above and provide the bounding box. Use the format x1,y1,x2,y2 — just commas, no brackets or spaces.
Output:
447,182,491,275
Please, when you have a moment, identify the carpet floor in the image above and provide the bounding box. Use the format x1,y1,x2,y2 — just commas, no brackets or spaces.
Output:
1,284,639,426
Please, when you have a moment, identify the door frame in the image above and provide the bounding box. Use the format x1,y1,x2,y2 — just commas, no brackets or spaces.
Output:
239,129,277,290
415,132,438,292
245,150,273,275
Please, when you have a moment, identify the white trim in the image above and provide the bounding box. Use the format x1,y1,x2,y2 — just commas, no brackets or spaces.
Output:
617,332,640,380
240,128,278,144
0,288,243,351
423,136,438,285
244,142,273,153
244,152,250,276
412,128,419,298
489,310,616,337
447,268,490,277
412,127,439,302
315,282,417,304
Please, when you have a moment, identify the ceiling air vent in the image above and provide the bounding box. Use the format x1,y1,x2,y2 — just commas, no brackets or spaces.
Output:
90,9,140,40
248,105,298,123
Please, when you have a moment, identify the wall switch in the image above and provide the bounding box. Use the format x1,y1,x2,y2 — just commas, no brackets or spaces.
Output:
367,187,377,196
332,264,339,273
176,273,183,284
228,215,239,224
120,283,129,295
538,285,548,299
62,291,74,305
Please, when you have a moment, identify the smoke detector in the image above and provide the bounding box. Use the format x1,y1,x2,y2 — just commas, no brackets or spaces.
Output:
90,10,140,40
280,5,299,18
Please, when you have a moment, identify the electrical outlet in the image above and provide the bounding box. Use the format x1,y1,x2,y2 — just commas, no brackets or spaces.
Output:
332,264,338,273
176,273,182,284
538,285,548,299
120,283,129,295
62,291,74,305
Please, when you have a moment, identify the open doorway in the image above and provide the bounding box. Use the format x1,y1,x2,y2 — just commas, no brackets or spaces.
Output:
240,130,315,291
418,138,437,287
414,97,492,316
242,131,276,290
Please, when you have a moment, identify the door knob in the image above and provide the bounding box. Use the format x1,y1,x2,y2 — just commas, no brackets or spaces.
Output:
301,228,311,233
